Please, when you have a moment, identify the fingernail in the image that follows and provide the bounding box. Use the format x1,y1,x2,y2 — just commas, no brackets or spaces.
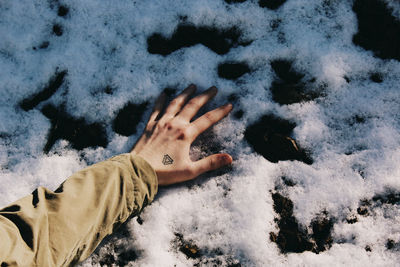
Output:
224,103,233,110
222,154,233,164
209,86,218,93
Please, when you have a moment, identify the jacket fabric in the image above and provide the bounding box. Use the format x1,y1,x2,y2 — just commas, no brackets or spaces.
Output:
0,153,158,266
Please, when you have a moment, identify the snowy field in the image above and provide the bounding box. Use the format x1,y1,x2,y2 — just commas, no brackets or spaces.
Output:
1,0,400,266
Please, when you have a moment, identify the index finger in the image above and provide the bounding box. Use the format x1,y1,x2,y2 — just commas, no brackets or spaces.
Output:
189,103,233,141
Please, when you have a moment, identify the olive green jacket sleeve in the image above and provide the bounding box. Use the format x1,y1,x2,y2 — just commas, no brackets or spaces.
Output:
0,153,158,267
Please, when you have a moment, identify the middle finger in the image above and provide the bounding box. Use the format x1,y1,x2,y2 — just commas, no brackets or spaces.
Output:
177,86,218,121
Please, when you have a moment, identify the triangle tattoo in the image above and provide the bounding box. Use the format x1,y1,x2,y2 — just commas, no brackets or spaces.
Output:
162,154,173,165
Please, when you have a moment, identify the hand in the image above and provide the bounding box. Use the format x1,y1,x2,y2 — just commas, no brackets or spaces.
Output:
131,84,233,186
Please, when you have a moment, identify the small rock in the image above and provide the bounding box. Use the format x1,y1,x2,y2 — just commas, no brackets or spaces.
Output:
53,24,63,36
357,206,369,216
57,5,69,17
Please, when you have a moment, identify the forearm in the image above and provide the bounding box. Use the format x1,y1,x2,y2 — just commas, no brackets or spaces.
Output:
0,153,157,266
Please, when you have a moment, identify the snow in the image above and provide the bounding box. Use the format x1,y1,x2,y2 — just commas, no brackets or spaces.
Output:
1,0,400,265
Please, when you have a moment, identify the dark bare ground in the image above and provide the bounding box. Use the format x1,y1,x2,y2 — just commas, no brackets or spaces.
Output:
270,59,323,105
147,24,248,56
218,62,251,80
112,102,149,136
41,104,108,153
173,233,242,266
244,114,313,164
20,70,67,111
270,192,334,254
259,0,287,10
353,0,400,61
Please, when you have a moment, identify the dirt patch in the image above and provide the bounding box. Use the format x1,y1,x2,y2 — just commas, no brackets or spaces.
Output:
353,0,400,61
112,102,149,136
310,212,334,252
346,215,358,224
173,233,202,259
147,24,247,56
386,239,400,251
244,114,313,164
270,192,313,253
41,104,108,153
33,41,50,50
370,72,383,83
281,176,296,187
259,0,287,10
270,59,322,105
90,225,141,266
57,5,69,17
355,190,400,218
173,233,242,266
372,191,400,205
20,70,67,111
233,109,244,119
218,62,251,80
270,192,334,254
225,0,246,3
52,24,63,36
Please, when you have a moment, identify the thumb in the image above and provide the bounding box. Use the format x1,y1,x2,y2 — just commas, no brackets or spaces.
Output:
192,153,233,177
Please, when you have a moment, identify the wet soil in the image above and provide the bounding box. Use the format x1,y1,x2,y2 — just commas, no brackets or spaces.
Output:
20,70,67,111
173,232,242,266
353,0,400,61
112,102,149,136
41,104,108,153
57,5,69,17
244,114,313,164
147,24,246,56
224,0,287,10
270,192,334,254
218,62,251,80
270,59,322,105
259,0,287,10
52,24,63,36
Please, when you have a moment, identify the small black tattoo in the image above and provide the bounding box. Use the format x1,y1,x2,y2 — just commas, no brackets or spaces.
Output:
162,154,173,165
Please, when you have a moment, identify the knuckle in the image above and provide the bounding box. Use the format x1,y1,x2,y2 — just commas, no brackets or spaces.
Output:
155,121,165,130
164,122,173,130
187,100,199,109
170,98,182,106
209,157,217,168
145,126,153,135
204,112,214,121
146,121,154,130
170,99,178,105
176,128,187,139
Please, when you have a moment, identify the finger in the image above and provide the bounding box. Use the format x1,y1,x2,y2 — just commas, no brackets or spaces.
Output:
192,153,233,177
178,86,218,121
190,103,233,140
164,84,196,117
149,91,167,122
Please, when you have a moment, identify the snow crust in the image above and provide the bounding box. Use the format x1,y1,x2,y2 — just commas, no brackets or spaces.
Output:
0,0,399,265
